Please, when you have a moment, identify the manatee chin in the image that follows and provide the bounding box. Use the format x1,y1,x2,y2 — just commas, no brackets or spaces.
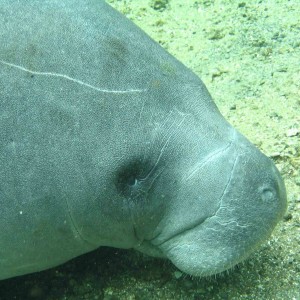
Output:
134,131,286,277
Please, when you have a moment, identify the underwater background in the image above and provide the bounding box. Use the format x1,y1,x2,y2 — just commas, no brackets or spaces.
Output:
0,0,299,299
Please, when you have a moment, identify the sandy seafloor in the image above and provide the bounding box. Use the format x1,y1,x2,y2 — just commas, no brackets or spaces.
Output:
0,0,299,299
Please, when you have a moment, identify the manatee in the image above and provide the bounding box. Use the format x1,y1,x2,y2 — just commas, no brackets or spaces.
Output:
0,0,287,280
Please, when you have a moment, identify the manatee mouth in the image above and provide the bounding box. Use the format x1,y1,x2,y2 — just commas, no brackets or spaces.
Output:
151,176,235,258
159,152,238,247
133,127,286,277
149,137,286,277
150,135,239,248
133,138,238,260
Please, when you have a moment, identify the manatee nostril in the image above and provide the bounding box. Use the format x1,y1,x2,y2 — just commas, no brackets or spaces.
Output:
259,185,276,203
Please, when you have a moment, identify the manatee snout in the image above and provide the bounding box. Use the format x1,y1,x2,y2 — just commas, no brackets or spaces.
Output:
154,131,287,276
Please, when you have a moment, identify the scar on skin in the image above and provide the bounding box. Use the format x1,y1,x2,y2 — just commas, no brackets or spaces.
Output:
0,60,146,94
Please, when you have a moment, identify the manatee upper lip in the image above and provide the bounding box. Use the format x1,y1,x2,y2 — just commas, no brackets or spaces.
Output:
150,139,239,248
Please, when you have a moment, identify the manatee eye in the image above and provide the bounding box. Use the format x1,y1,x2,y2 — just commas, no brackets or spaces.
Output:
115,160,145,197
127,175,138,187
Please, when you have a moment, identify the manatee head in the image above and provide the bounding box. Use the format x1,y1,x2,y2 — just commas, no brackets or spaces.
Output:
104,97,287,277
127,127,286,277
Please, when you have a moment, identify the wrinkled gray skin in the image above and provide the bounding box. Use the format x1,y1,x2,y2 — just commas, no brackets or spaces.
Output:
0,0,286,280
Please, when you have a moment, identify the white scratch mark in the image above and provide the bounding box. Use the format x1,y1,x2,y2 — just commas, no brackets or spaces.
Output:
0,60,146,94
